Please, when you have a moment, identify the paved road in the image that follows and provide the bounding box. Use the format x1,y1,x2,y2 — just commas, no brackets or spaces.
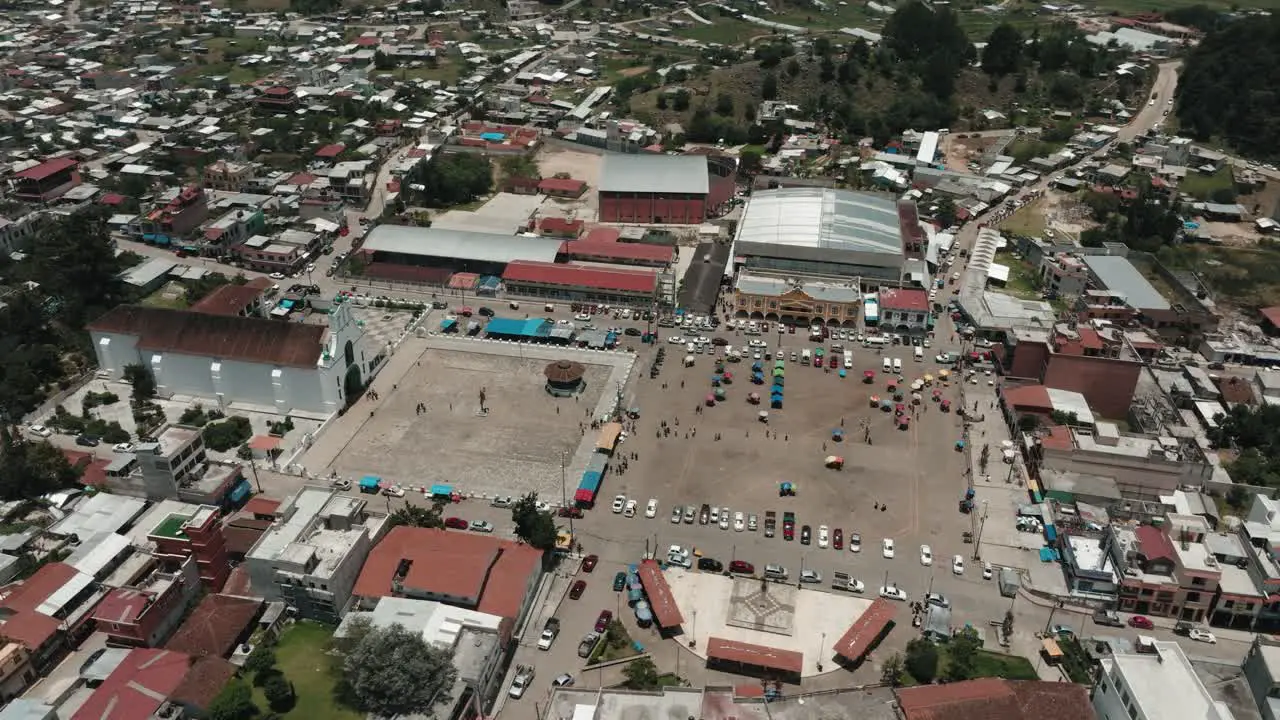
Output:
1118,61,1181,143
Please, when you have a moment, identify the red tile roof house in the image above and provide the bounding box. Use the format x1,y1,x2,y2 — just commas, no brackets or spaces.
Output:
71,648,235,720
9,157,80,203
164,594,263,658
0,562,100,671
352,528,543,626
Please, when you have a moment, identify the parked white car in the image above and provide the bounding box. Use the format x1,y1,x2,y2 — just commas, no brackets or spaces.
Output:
719,507,731,530
645,499,658,518
611,495,627,513
29,425,51,438
733,511,746,532
920,545,933,566
850,533,862,552
1189,629,1217,644
818,525,830,549
800,569,822,584
952,555,964,575
468,520,494,533
882,538,895,559
879,585,908,601
624,499,638,517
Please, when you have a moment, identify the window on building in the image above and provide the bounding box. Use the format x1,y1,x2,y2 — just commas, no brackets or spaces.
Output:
1126,703,1137,720
1186,592,1201,602
1191,577,1206,586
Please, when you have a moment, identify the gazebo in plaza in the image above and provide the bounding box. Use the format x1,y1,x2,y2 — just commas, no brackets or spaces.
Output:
544,359,587,396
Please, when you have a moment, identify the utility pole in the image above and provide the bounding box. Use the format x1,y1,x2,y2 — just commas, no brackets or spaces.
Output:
560,451,573,542
972,499,989,560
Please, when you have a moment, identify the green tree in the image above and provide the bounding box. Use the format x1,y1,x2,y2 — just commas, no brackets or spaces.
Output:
880,653,905,686
388,500,446,529
511,493,559,552
715,93,735,117
1178,16,1280,158
933,196,957,227
123,364,156,402
903,638,938,683
337,620,458,718
263,673,296,712
944,627,982,682
405,154,494,208
673,90,691,112
981,23,1024,76
243,645,276,677
739,148,763,173
621,656,660,690
761,72,778,100
208,680,258,720
0,429,81,501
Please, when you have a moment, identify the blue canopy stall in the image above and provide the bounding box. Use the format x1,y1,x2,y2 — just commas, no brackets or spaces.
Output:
359,476,381,493
429,484,453,498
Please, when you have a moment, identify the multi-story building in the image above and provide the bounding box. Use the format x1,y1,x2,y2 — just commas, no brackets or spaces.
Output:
733,272,863,328
0,214,41,254
132,426,246,508
204,161,255,191
232,229,319,274
1115,521,1219,623
1093,640,1230,720
1243,635,1280,720
1039,252,1090,298
8,158,80,203
878,288,931,332
255,86,298,112
1005,321,1144,420
0,643,37,703
140,187,209,246
148,505,232,591
245,486,386,623
91,556,202,647
201,206,267,257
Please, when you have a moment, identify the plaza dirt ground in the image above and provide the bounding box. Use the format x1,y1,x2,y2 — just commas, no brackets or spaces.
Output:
610,346,972,548
536,144,602,222
325,347,613,498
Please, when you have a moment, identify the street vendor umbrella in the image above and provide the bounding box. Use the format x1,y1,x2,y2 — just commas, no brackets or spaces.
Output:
774,360,785,369
825,456,844,468
939,369,951,378
759,410,769,421
832,429,844,441
749,392,761,403
870,395,881,406
705,394,716,406
912,392,923,402
752,361,763,371
839,369,847,378
881,399,892,410
863,370,876,383
887,382,897,392
714,388,726,398
752,372,765,383
773,368,785,377
924,374,935,383
723,371,734,381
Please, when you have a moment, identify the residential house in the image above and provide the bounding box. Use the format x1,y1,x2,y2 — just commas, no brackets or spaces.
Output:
91,556,202,647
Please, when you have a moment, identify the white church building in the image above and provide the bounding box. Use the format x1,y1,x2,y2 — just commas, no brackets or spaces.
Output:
89,301,369,416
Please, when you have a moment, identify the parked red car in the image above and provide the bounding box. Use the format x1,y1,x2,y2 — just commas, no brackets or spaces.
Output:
595,610,613,632
833,528,844,550
1128,615,1154,630
444,517,468,529
569,580,587,600
558,506,584,518
829,356,839,368
582,554,599,572
729,560,754,574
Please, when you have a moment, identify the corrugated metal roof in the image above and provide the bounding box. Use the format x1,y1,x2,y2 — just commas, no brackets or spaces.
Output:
734,187,905,259
503,261,658,293
599,153,709,195
1082,256,1170,310
361,225,563,264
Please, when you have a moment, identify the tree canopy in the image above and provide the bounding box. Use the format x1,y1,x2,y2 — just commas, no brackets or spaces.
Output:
1177,15,1280,159
511,493,559,552
0,428,81,501
982,24,1024,76
404,154,493,208
1209,404,1280,487
388,500,445,529
336,619,459,718
903,638,938,683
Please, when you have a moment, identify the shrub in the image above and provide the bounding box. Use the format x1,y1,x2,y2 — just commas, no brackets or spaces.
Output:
202,416,253,452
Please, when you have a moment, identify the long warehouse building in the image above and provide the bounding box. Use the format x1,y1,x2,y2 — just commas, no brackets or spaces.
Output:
597,152,736,225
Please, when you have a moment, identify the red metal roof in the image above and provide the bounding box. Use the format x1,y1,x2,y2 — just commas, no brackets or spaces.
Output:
1262,306,1280,328
636,560,684,628
72,649,192,720
242,496,280,517
832,598,896,661
879,287,930,312
93,588,153,625
14,156,77,181
89,306,327,369
897,678,1094,720
538,177,586,194
315,143,345,158
1001,385,1052,411
1134,525,1176,563
584,227,621,243
503,261,658,294
164,594,262,657
705,637,803,674
563,240,674,263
